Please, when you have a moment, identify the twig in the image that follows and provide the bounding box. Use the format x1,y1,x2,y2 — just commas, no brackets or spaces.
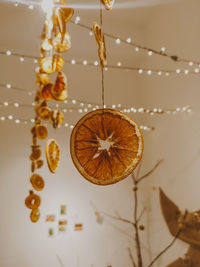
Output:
137,160,163,184
128,247,137,267
101,211,134,225
136,207,146,223
147,211,187,267
132,173,143,267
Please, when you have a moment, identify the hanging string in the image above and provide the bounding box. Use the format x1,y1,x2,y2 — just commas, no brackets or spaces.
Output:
99,0,105,109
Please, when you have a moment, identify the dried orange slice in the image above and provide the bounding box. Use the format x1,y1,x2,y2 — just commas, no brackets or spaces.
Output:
36,72,50,86
30,174,45,191
30,208,40,223
25,190,41,209
101,0,115,10
45,139,60,173
40,55,64,74
52,32,71,53
70,109,143,185
35,124,48,139
42,83,54,101
51,109,64,128
53,71,67,93
36,106,52,121
41,38,53,53
93,22,107,67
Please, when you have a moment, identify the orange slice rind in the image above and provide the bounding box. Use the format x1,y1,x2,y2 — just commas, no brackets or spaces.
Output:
45,139,60,173
70,109,143,185
40,55,64,74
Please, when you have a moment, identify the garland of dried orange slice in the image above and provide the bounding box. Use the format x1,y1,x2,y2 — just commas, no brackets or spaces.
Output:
25,0,74,223
70,1,144,185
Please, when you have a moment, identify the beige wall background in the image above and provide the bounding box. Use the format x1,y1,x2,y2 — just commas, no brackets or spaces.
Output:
0,0,200,266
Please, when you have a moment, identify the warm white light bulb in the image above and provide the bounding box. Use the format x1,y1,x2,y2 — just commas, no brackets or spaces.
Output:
135,47,139,52
176,69,181,74
1,116,5,121
71,59,76,65
28,5,34,9
138,69,143,74
75,16,80,24
65,123,69,127
20,57,24,62
6,50,11,56
83,60,87,65
4,102,8,106
116,38,121,44
6,84,11,88
148,51,153,56
117,62,121,67
184,69,189,75
195,68,200,73
89,31,93,36
15,119,20,123
126,37,131,43
94,61,98,66
8,115,13,120
147,70,152,75
72,99,76,104
157,71,162,76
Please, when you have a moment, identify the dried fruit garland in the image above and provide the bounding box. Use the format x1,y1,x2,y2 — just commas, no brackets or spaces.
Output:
25,0,74,223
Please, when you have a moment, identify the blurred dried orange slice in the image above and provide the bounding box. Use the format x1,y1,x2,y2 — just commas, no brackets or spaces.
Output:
93,22,107,67
53,71,67,93
45,139,60,173
70,109,143,185
42,83,54,101
25,190,41,209
62,8,74,22
36,106,52,121
30,208,40,223
101,0,115,10
41,38,53,53
36,72,50,86
53,32,71,53
30,174,45,191
51,109,64,128
35,124,48,139
40,55,64,74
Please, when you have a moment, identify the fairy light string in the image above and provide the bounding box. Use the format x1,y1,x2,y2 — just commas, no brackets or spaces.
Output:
1,50,200,76
10,1,200,67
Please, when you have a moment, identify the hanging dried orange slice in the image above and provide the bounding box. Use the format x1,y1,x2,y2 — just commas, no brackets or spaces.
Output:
25,190,41,209
53,71,67,93
41,38,53,53
51,109,64,128
36,106,52,121
30,208,40,223
93,22,107,67
53,32,71,53
70,109,143,185
35,124,48,139
101,0,115,10
36,72,50,86
40,55,64,74
42,83,54,101
45,139,60,173
30,174,45,191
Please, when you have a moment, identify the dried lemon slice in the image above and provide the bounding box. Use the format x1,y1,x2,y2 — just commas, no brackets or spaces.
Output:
30,174,45,191
93,22,107,67
70,109,143,185
40,55,64,74
35,124,48,139
101,0,115,10
45,139,60,173
30,208,40,223
52,32,71,53
25,190,41,209
36,72,50,86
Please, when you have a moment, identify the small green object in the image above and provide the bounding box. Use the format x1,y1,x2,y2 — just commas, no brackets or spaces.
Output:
49,228,53,236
